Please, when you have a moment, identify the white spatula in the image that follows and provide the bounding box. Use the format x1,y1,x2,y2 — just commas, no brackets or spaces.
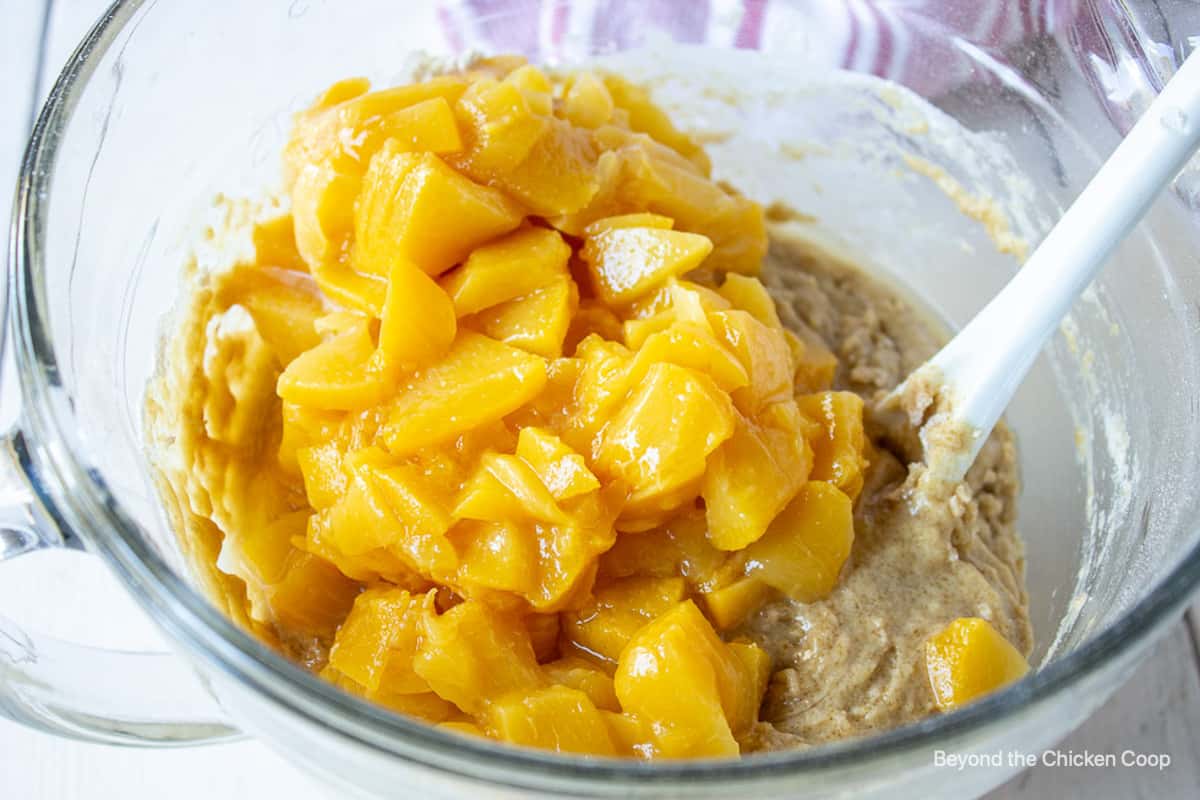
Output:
889,50,1200,482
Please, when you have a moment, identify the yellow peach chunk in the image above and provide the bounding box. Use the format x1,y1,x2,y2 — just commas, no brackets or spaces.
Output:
613,601,765,758
582,227,713,305
312,262,388,317
743,481,855,603
701,410,812,551
329,587,430,694
276,320,392,411
303,523,426,588
267,552,360,638
286,78,470,268
601,711,658,758
561,575,687,665
796,391,868,501
290,164,359,268
484,685,616,755
377,260,457,367
311,459,456,579
451,519,538,596
583,213,675,237
369,462,458,572
515,427,601,502
441,226,571,316
356,146,524,277
543,657,620,711
217,265,325,366
454,452,568,525
598,510,727,589
595,363,734,524
285,75,468,183
378,95,464,154
296,441,347,510
505,65,554,115
701,578,773,631
601,74,711,174
454,78,549,172
468,278,578,359
563,72,615,129
414,599,544,714
382,332,547,454
925,617,1029,711
788,324,839,393
726,641,772,732
717,274,782,330
625,321,749,393
708,309,795,415
252,214,307,273
527,485,624,613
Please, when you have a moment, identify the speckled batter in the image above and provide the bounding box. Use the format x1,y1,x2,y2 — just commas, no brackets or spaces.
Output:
739,229,1032,750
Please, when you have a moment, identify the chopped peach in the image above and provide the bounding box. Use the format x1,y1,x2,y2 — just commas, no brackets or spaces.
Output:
796,391,868,501
613,601,767,757
329,588,430,694
484,686,616,755
311,262,388,317
625,321,749,393
582,227,713,305
505,65,554,115
454,453,568,525
414,599,544,714
276,319,392,411
543,657,621,711
563,72,615,129
382,332,547,454
515,427,601,502
296,440,347,510
701,578,773,631
701,410,812,550
441,226,571,316
377,260,457,367
594,363,734,525
561,575,687,665
788,324,839,393
452,78,550,173
601,711,658,758
583,213,673,237
925,617,1029,711
289,163,361,268
199,65,881,757
267,552,360,637
466,278,578,360
742,481,855,603
451,519,538,596
356,146,524,277
278,401,342,474
717,274,782,330
251,215,308,273
598,511,727,589
709,309,795,415
601,74,710,174
379,95,464,154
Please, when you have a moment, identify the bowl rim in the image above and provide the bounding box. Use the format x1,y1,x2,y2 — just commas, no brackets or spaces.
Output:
10,0,1200,790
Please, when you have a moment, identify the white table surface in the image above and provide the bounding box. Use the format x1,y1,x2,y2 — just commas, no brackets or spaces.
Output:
1,1,1198,797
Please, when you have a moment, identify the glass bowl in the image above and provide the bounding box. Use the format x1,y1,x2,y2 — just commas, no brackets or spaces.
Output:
2,1,1199,797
